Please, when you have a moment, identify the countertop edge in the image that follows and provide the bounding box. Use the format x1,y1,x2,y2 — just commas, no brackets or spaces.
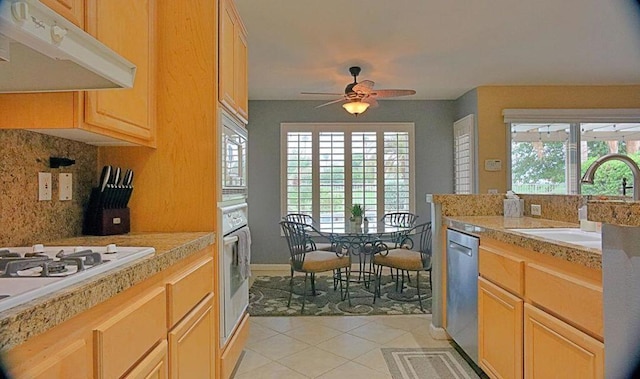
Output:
444,217,602,270
0,232,215,351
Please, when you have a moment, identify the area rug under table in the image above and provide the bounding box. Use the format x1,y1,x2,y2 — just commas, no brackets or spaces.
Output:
382,348,482,379
248,274,431,316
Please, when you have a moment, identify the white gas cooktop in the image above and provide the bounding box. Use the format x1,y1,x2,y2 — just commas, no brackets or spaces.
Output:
0,244,155,313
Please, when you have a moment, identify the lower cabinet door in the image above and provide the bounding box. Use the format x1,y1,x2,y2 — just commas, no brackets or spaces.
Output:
168,294,215,378
14,339,89,379
524,303,604,379
478,277,524,379
124,340,168,379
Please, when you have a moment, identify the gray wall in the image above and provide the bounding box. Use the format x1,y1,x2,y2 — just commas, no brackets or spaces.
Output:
247,100,455,264
454,88,478,120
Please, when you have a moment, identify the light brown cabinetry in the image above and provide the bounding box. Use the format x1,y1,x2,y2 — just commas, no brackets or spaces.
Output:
124,340,169,379
14,339,89,379
0,0,157,147
477,239,603,379
168,294,215,378
84,0,157,145
93,287,166,379
478,277,523,379
166,257,216,378
40,0,84,27
524,304,604,379
219,0,248,123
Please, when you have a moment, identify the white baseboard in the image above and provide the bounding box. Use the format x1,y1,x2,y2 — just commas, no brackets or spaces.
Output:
251,264,290,271
429,322,450,340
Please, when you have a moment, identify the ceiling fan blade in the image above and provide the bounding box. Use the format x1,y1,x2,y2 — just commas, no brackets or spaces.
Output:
301,92,344,96
315,97,346,108
369,89,416,98
353,80,375,93
362,97,379,108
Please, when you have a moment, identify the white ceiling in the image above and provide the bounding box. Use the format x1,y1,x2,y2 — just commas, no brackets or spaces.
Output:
234,0,640,101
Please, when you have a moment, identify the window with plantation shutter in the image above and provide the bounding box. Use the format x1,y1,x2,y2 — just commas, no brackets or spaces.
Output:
285,132,313,214
453,115,476,194
281,123,415,231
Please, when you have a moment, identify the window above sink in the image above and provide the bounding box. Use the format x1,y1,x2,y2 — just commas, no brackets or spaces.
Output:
504,108,640,197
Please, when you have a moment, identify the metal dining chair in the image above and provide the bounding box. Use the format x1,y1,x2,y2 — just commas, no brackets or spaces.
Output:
283,213,333,251
280,221,351,313
381,212,419,229
373,222,432,312
379,212,419,281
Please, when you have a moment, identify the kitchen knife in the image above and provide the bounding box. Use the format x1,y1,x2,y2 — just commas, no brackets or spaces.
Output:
121,169,131,187
99,166,111,192
124,169,134,186
104,184,114,209
112,167,121,186
123,185,133,208
97,166,112,209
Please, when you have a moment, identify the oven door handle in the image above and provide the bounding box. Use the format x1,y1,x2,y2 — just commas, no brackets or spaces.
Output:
223,235,239,246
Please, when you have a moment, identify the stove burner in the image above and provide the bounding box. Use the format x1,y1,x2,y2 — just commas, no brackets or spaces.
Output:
0,248,107,277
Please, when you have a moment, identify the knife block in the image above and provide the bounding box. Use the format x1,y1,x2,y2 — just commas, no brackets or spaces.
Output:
84,187,131,235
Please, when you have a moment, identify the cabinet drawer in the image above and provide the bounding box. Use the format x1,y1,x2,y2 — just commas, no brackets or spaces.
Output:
525,263,603,339
94,287,166,379
479,245,525,297
166,257,214,328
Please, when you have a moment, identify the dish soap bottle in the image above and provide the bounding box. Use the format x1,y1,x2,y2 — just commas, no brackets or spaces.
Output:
363,217,369,233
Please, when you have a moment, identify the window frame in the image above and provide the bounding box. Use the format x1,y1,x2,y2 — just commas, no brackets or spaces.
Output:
280,122,416,228
504,109,640,195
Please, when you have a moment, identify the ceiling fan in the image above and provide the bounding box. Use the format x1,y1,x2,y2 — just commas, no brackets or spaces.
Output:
302,66,416,116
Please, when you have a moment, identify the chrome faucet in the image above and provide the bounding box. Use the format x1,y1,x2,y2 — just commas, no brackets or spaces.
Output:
581,153,640,201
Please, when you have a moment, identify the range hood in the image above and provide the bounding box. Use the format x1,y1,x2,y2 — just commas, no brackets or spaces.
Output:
0,0,136,92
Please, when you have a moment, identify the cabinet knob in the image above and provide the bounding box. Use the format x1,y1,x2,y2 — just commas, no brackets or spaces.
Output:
11,2,29,22
51,25,67,44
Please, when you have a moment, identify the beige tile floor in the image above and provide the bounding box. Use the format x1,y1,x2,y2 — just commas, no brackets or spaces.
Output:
232,313,461,379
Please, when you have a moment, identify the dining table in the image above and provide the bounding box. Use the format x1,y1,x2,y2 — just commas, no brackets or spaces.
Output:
309,222,415,300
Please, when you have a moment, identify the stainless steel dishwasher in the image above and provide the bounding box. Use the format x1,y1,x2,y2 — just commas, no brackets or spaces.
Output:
446,228,480,364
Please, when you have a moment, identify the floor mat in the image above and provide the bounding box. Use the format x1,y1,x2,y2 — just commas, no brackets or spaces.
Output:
249,273,431,316
382,347,481,379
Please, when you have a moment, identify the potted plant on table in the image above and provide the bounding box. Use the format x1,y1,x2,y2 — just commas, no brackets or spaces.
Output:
350,204,364,227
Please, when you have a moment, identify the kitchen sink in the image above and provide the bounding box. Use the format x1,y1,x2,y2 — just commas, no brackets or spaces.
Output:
508,228,602,250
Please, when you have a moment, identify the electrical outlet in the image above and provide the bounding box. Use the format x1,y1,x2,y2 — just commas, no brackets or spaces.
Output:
38,172,52,201
59,173,72,201
531,204,542,216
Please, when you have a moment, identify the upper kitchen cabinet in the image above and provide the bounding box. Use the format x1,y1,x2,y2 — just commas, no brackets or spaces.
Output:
0,0,156,147
83,0,157,146
219,0,248,123
40,0,84,27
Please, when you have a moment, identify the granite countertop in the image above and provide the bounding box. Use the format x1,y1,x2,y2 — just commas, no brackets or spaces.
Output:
444,216,602,270
588,200,640,227
0,232,215,351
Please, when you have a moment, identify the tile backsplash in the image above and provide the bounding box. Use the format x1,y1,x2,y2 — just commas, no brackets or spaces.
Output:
0,130,97,246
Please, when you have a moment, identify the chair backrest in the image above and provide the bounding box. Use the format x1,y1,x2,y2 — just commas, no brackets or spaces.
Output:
402,222,432,269
280,221,315,270
283,213,316,226
381,212,418,228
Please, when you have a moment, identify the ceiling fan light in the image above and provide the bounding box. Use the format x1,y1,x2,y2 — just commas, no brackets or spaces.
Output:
343,101,370,116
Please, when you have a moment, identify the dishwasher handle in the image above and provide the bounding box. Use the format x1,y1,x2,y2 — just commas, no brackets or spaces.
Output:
448,240,474,257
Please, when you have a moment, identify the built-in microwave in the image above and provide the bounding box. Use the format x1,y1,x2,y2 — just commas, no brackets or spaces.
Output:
221,108,247,202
